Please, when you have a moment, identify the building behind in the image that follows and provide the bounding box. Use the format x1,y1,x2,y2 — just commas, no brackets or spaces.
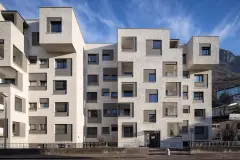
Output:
0,4,219,148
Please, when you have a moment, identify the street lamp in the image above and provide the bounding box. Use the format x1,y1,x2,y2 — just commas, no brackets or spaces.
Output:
190,128,194,148
0,92,7,149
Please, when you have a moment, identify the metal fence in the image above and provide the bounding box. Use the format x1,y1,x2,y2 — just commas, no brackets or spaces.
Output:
190,141,240,148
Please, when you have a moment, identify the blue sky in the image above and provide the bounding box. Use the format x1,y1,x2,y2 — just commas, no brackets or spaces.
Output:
1,0,240,54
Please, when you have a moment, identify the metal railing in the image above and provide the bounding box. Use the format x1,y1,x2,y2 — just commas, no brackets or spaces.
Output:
190,141,240,148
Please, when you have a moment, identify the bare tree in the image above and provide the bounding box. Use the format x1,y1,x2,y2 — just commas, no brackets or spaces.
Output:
220,121,239,141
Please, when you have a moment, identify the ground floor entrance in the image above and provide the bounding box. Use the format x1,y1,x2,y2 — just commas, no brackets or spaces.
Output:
144,131,160,148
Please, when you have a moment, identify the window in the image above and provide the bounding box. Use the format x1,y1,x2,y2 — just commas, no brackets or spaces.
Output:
40,81,47,87
40,59,47,65
0,39,4,59
15,97,22,112
111,75,118,81
30,124,37,130
87,92,97,102
86,127,97,138
55,59,67,69
102,49,114,61
40,98,49,108
111,125,118,132
123,91,133,97
201,47,211,56
88,54,98,64
29,103,37,111
39,124,46,130
32,32,39,46
88,110,98,118
55,81,66,90
50,21,62,33
55,124,67,134
103,91,109,96
149,73,156,82
102,89,110,96
104,109,119,117
102,127,110,134
149,113,156,122
29,56,37,64
153,40,162,49
183,54,187,64
183,71,189,78
124,109,130,116
183,105,190,114
149,94,158,102
30,81,37,87
123,126,134,137
55,102,68,112
194,92,204,100
183,92,188,97
195,126,205,134
121,37,136,51
195,75,203,82
103,75,111,81
194,109,205,118
111,92,118,98
88,75,99,85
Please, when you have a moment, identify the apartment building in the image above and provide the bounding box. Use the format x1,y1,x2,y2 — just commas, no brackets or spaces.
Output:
0,4,219,148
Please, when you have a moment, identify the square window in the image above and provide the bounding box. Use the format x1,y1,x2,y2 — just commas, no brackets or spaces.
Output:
56,59,67,69
194,75,203,82
55,81,66,90
50,21,62,33
153,40,162,49
201,47,210,56
149,94,158,102
111,125,118,132
103,92,109,96
29,56,37,64
149,114,156,122
194,92,204,100
88,54,98,64
123,126,134,137
88,110,98,118
103,75,111,81
32,32,39,46
123,91,133,97
40,59,47,65
111,92,118,98
102,127,110,134
111,75,118,81
30,81,37,87
149,73,156,82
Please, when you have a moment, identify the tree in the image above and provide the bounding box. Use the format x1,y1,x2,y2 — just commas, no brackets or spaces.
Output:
220,122,239,141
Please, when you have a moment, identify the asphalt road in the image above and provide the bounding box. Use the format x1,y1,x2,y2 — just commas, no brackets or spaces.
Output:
1,153,240,159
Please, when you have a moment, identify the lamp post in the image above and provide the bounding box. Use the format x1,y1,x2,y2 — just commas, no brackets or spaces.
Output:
0,93,7,149
190,128,194,148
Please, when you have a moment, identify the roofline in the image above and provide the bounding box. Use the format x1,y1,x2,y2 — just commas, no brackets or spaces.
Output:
1,10,28,27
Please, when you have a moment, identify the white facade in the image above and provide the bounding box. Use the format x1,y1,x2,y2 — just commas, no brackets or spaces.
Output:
0,4,219,148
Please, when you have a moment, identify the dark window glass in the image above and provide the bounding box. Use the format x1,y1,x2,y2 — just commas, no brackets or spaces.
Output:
88,54,98,64
111,125,118,132
55,81,66,90
149,94,158,102
153,40,162,49
51,21,62,32
201,47,210,56
123,126,133,137
149,114,156,122
194,92,204,100
111,92,118,98
194,75,203,82
111,75,118,81
149,73,156,82
123,91,133,97
56,59,67,69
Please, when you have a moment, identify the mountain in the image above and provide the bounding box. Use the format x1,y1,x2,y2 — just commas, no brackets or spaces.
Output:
212,49,240,106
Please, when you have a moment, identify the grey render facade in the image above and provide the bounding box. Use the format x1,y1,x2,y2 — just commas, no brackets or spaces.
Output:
0,4,219,148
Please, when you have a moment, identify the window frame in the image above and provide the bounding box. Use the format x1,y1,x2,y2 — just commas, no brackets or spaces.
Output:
50,20,62,33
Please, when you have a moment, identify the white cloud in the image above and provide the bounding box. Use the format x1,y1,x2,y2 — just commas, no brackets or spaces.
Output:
210,13,240,41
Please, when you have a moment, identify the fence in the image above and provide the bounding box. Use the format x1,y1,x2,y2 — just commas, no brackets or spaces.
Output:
190,141,240,148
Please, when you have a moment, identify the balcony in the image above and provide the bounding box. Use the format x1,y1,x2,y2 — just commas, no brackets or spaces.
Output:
0,67,22,90
166,82,181,97
118,103,134,117
87,110,102,123
163,62,177,77
55,102,69,117
121,37,136,52
55,59,72,76
29,116,47,134
120,62,133,77
122,82,137,97
163,102,178,117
